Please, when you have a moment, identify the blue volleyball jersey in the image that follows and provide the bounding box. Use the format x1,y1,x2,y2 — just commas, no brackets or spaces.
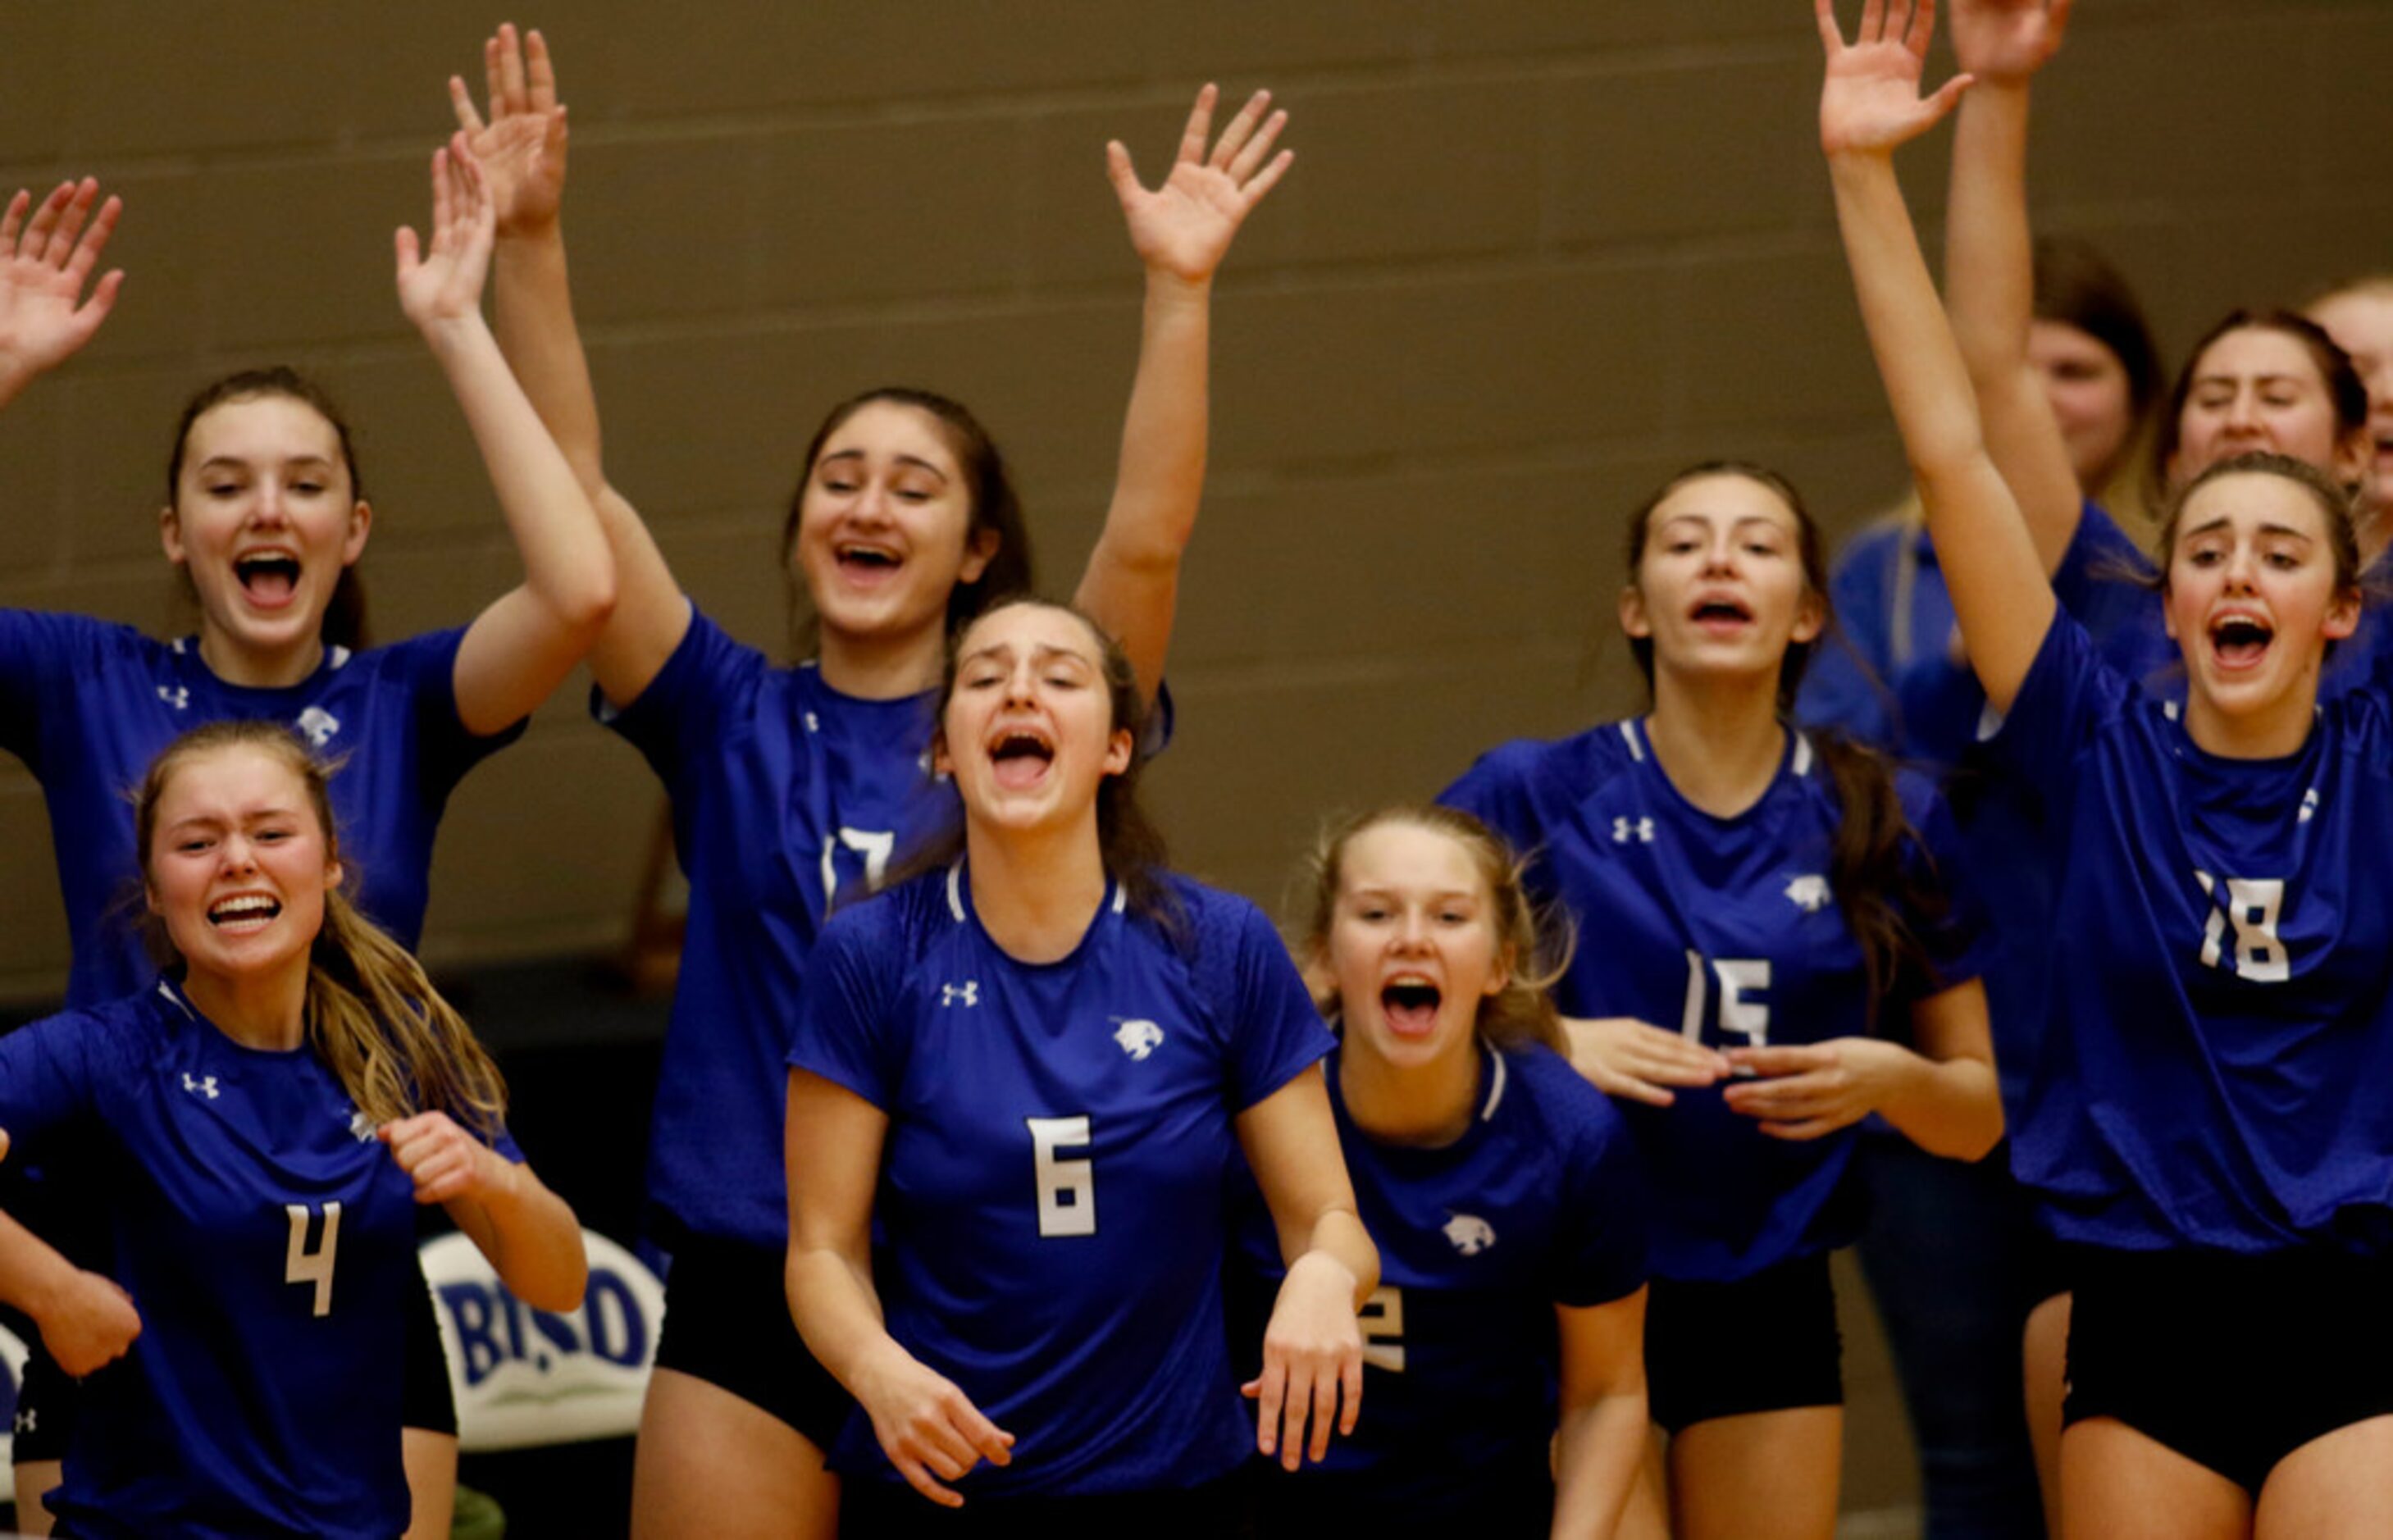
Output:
790,864,1334,1497
1236,1042,1645,1520
1443,720,1987,1282
0,612,520,1009
596,608,958,1250
0,980,521,1539
1989,615,2393,1255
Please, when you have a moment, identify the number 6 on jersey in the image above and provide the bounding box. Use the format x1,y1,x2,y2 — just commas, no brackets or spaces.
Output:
1027,1115,1096,1237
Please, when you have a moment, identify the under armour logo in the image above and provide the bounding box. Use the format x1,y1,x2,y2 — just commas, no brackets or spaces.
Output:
1443,1213,1497,1255
804,711,821,733
2300,788,2321,825
941,981,979,1008
1784,874,1831,914
182,1073,220,1100
14,1409,34,1434
1612,817,1653,845
157,685,190,711
1112,1018,1164,1061
295,706,341,748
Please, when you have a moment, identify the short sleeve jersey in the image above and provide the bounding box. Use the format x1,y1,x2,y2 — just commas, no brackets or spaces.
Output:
595,609,959,1248
0,981,517,1539
1989,615,2393,1254
0,613,518,1008
1236,1042,1646,1521
1443,720,1986,1282
790,864,1334,1497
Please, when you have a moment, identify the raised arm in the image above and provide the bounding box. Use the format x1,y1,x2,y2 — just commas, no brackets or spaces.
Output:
460,25,692,706
1233,1064,1377,1472
784,1070,1014,1509
0,1196,140,1378
379,1111,588,1312
1944,0,2085,575
1820,0,2050,711
398,136,616,736
0,180,123,414
1075,85,1294,701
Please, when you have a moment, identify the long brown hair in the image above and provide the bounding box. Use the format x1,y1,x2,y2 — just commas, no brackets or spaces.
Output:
1622,462,1945,1018
1301,804,1567,1054
135,721,504,1135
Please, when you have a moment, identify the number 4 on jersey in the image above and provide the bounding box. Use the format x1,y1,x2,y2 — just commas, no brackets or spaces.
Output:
285,1202,341,1317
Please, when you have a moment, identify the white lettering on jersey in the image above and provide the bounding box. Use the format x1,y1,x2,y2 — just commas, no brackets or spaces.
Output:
1026,1116,1095,1237
941,980,979,1009
1111,1018,1164,1061
285,1202,342,1317
1443,1213,1497,1255
1360,1286,1405,1373
819,827,896,904
295,706,341,748
1680,953,1771,1048
2195,871,2290,982
1784,874,1830,913
180,1072,219,1100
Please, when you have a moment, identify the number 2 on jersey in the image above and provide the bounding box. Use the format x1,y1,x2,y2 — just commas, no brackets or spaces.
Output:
1027,1116,1096,1237
285,1201,341,1317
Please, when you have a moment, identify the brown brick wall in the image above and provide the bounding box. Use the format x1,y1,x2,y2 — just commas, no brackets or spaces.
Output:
1,0,2387,999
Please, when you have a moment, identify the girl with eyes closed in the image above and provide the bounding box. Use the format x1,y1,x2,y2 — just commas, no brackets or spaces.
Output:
0,141,611,1536
1826,2,2393,1530
447,25,1292,1538
1441,460,2000,1540
1235,805,1649,1539
0,721,584,1540
785,599,1374,1535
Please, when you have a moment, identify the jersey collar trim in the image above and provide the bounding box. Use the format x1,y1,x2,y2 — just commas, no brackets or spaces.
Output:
1479,1044,1509,1122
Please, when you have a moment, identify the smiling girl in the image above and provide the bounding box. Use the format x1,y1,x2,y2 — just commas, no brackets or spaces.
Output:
1238,806,1648,1538
1443,460,2000,1539
445,27,1293,1535
1824,2,2393,1530
0,720,585,1540
0,141,609,1534
783,599,1373,1533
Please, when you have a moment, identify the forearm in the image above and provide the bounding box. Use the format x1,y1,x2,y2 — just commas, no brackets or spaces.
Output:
1283,1205,1379,1310
0,1205,84,1324
1074,271,1212,697
451,1161,587,1312
1877,1050,2003,1160
422,314,614,626
1830,148,2052,701
1945,80,2083,575
1551,1387,1648,1539
786,1242,906,1392
493,227,606,494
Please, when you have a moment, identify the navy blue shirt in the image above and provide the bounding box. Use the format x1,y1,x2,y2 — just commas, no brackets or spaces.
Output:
0,613,519,1009
1993,615,2393,1254
0,981,518,1539
1238,1041,1645,1523
791,864,1333,1497
1445,720,1986,1281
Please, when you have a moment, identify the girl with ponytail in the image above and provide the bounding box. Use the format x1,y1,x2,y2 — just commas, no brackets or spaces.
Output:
0,720,585,1539
1441,460,2002,1539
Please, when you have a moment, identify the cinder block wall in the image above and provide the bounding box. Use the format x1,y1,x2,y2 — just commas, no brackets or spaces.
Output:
1,1,2386,997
